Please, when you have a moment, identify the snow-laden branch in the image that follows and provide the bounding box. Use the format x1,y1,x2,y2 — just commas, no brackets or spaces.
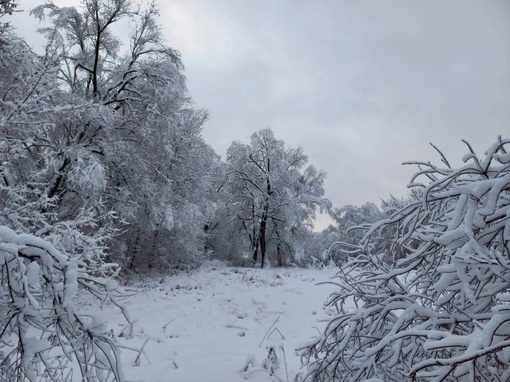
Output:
301,137,510,382
0,226,129,382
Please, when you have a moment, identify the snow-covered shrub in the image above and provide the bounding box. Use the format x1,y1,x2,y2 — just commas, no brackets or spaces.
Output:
301,137,510,381
0,226,128,382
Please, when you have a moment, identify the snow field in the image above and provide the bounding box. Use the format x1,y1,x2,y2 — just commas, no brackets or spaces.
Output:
92,262,338,382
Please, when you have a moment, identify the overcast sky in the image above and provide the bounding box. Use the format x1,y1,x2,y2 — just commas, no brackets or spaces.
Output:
10,1,510,227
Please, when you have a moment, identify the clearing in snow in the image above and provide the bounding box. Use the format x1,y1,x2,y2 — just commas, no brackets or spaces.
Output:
94,262,338,382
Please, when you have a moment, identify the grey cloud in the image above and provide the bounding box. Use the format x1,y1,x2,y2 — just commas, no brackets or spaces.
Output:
168,0,510,214
10,0,510,228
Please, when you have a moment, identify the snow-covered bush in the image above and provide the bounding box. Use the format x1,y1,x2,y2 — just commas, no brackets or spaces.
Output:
301,137,510,381
0,226,128,382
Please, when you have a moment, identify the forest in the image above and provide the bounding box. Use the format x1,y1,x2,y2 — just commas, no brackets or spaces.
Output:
1,1,509,381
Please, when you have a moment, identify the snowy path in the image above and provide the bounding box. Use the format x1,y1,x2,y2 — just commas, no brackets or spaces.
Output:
96,262,338,382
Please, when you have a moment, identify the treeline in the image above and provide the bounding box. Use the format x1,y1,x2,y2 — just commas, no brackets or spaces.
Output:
0,0,345,275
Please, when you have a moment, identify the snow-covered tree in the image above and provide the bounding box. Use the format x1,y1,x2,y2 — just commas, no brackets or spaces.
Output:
301,137,510,381
0,3,122,274
0,0,216,379
0,8,128,379
116,105,219,272
24,0,219,271
330,196,421,265
380,193,420,217
295,225,339,267
1,4,95,241
218,129,330,267
331,202,385,247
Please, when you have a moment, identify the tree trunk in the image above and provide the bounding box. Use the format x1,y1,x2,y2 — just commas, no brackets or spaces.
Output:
276,230,283,266
260,163,271,268
259,211,267,268
149,226,160,270
126,226,140,271
252,237,259,263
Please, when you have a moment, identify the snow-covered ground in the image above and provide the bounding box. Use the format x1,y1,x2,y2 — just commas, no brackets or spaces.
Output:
95,261,339,382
